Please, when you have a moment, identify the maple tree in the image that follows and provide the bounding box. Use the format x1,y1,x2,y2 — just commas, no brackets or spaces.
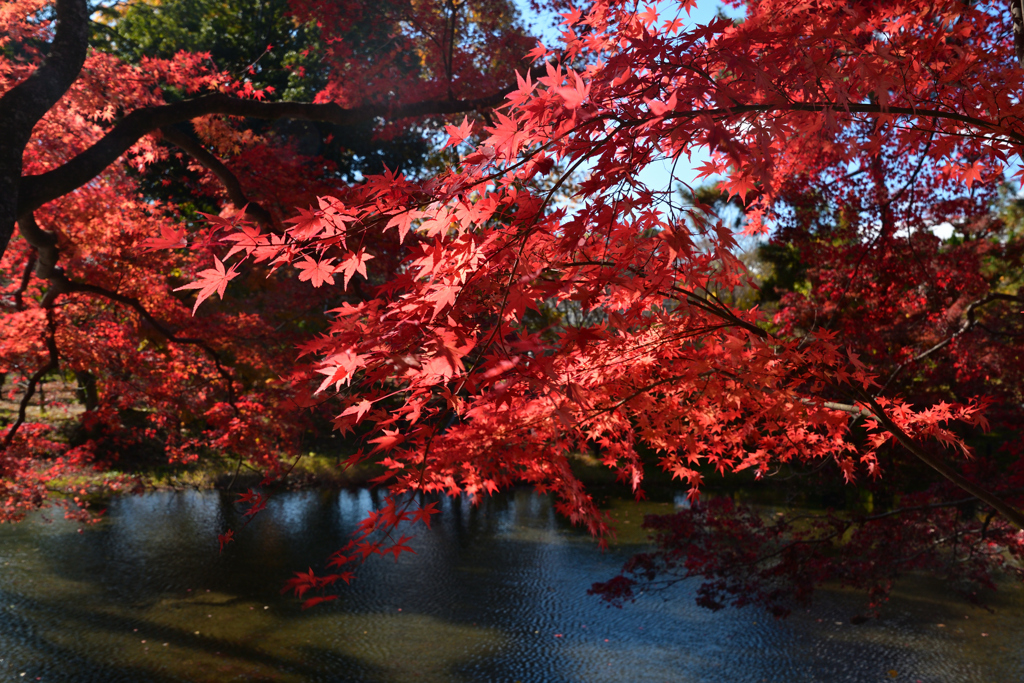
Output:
0,0,534,516
4,0,1024,614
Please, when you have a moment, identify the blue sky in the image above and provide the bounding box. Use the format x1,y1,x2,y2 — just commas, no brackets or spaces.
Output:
514,0,737,195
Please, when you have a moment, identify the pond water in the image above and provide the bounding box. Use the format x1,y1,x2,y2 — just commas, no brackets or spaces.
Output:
0,488,1020,682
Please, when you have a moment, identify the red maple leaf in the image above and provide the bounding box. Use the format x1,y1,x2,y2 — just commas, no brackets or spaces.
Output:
142,224,187,250
296,255,336,288
444,115,475,148
411,501,440,529
174,256,240,314
340,249,374,289
217,530,234,552
341,399,373,423
301,595,339,610
554,71,590,109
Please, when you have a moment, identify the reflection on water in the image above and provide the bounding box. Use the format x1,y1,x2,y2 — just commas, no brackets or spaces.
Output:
0,489,1020,682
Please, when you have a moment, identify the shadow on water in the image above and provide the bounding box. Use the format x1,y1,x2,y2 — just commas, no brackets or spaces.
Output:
0,488,1021,682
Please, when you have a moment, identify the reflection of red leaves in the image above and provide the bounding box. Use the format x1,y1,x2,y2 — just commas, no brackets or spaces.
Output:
327,552,352,568
283,568,320,599
301,595,339,610
325,572,355,585
284,568,353,610
383,535,415,562
237,489,268,518
283,495,439,607
217,530,234,552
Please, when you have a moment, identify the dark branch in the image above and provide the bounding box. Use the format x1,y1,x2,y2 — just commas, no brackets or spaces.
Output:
161,125,277,232
17,213,67,308
661,286,1024,530
12,211,239,409
0,309,60,454
857,389,1024,530
0,0,89,255
0,0,89,125
878,291,1024,394
648,101,1024,145
60,278,239,409
12,250,37,311
17,214,59,278
18,88,519,219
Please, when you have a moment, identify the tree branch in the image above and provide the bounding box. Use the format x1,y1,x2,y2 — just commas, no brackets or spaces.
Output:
1,0,89,256
16,213,70,308
17,214,60,278
18,88,520,220
856,390,1024,530
878,291,1024,394
662,287,1024,529
160,125,277,232
59,278,239,409
650,101,1024,145
0,308,60,454
12,250,37,312
13,212,239,410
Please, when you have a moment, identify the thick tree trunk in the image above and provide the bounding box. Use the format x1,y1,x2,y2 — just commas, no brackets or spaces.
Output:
0,0,88,258
74,371,98,411
1011,0,1024,68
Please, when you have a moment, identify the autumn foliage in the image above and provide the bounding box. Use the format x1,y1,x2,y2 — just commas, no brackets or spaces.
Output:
3,0,1024,612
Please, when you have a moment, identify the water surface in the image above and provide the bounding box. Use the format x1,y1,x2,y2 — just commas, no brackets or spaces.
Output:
0,489,1020,682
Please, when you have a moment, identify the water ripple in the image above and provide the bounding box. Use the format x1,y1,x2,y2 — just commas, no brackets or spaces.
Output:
0,489,1019,682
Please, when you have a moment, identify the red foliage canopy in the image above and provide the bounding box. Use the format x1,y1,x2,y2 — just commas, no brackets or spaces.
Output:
2,0,1024,611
